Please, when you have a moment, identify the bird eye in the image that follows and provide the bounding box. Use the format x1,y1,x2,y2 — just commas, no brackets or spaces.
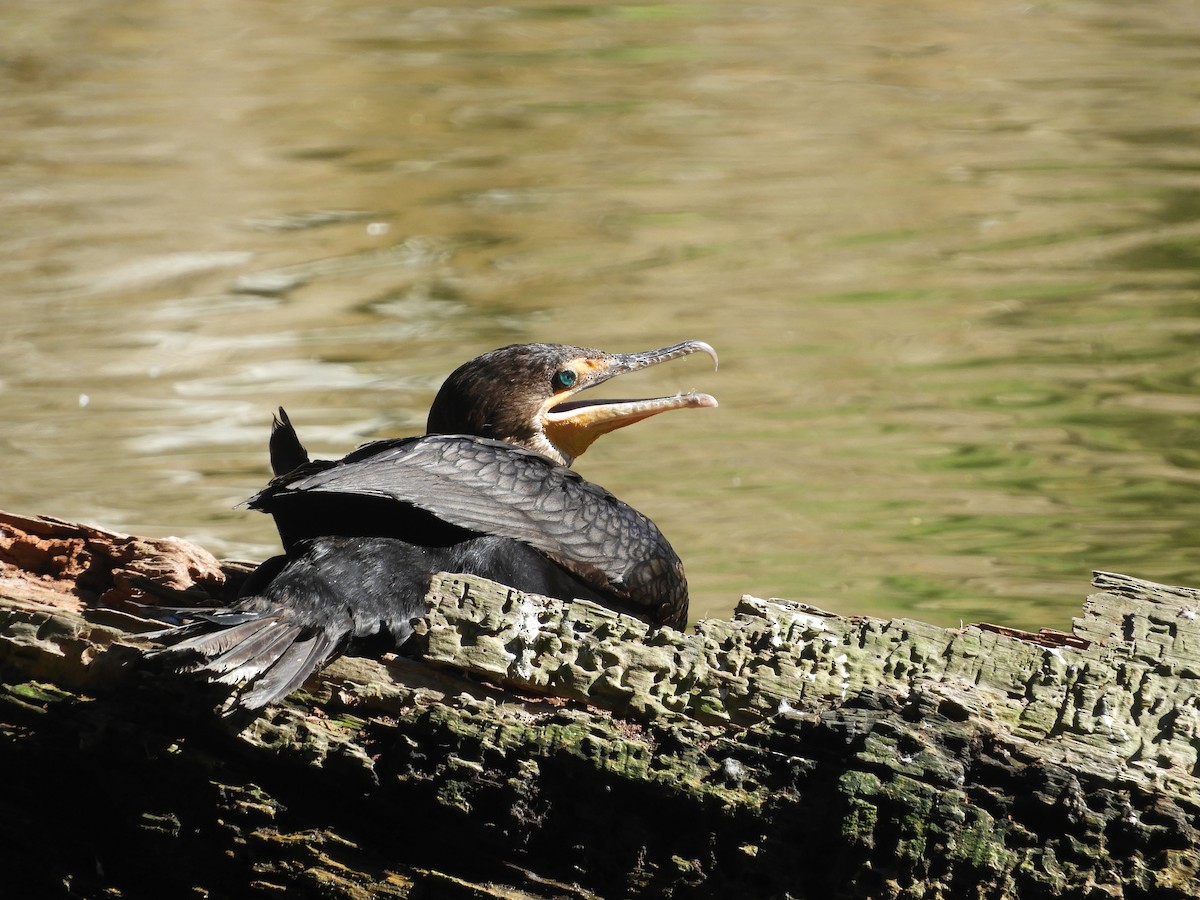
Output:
553,369,577,390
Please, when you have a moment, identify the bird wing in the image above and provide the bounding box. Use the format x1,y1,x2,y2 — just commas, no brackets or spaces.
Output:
248,435,687,623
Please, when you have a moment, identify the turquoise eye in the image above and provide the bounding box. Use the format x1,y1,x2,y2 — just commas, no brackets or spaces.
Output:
554,370,577,389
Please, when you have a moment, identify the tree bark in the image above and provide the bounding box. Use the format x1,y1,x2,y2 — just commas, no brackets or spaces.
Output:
1,509,1197,899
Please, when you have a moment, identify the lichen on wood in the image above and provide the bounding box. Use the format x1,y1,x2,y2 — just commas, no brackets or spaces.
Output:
1,510,1199,898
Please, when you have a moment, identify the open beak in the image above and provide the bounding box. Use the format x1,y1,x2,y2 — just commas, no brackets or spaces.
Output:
542,340,718,461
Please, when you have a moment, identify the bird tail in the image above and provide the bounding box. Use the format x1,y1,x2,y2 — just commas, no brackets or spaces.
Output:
144,604,340,711
142,535,434,711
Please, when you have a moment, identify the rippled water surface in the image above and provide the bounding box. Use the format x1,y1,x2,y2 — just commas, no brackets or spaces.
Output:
4,0,1200,628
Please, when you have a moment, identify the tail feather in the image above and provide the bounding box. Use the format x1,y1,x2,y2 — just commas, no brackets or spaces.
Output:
209,622,303,684
194,610,271,627
237,629,337,710
147,602,346,710
161,616,281,663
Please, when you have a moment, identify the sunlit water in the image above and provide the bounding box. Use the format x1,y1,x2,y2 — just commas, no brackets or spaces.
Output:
3,1,1200,629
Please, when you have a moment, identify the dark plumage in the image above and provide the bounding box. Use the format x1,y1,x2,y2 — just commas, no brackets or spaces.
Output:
147,341,717,709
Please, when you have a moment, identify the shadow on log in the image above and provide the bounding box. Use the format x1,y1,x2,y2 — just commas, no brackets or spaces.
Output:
1,509,1199,899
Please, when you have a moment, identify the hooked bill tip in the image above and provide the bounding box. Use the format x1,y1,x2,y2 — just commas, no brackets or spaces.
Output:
683,340,719,371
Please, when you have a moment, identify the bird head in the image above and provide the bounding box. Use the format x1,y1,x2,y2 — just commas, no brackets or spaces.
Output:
426,341,718,466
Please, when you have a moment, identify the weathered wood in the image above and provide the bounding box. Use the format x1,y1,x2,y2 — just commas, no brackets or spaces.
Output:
1,510,1198,899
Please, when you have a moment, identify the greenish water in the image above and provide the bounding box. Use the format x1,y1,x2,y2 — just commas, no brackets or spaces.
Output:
3,0,1200,629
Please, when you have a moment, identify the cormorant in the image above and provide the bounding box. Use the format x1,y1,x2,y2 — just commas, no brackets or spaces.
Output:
150,340,717,710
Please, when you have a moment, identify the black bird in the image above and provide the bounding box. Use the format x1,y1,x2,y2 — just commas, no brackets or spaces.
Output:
150,341,717,710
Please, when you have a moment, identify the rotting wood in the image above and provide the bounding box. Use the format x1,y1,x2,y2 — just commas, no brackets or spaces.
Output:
1,509,1198,899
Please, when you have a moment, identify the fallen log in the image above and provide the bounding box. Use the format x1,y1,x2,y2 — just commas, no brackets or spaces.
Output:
1,509,1198,899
